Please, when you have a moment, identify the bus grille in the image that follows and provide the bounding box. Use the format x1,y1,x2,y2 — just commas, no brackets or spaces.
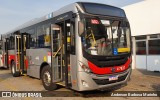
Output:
94,57,128,67
93,73,128,85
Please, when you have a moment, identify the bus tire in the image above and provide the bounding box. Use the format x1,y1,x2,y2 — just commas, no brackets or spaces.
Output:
41,65,57,91
11,61,20,77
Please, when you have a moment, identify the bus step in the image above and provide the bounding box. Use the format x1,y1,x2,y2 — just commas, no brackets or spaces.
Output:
21,74,27,76
56,81,65,86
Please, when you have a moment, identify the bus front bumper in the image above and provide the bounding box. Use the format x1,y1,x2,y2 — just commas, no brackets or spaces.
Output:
77,67,131,91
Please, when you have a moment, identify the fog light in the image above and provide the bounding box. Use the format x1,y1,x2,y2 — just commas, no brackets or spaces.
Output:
81,80,89,87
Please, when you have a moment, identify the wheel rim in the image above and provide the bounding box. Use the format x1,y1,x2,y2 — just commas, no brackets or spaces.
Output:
12,64,15,74
43,71,51,86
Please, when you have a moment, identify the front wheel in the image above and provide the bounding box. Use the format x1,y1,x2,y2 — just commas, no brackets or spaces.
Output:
11,61,20,77
41,65,57,91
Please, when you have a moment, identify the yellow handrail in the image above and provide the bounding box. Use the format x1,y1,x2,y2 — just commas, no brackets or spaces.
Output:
90,30,96,46
85,29,97,47
53,46,62,58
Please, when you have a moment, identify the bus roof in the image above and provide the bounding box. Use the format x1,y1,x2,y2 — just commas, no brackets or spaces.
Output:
3,2,78,36
3,2,125,37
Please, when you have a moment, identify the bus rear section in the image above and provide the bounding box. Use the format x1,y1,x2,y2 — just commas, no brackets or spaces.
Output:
1,32,29,76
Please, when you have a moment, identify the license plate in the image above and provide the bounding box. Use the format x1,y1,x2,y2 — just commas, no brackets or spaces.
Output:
109,75,118,81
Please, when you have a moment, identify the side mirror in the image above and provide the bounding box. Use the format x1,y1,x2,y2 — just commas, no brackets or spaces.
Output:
78,21,84,36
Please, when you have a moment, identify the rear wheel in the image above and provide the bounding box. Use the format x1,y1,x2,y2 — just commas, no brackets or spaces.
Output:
11,61,20,77
41,65,57,91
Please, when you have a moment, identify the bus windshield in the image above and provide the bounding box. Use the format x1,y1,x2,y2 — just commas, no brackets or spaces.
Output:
82,3,126,17
81,18,131,56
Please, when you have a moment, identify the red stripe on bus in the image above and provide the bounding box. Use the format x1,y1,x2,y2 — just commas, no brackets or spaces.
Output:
25,59,28,69
88,58,131,75
9,55,15,64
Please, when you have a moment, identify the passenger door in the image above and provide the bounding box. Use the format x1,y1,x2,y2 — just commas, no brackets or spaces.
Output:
51,24,63,82
51,20,74,87
15,34,29,74
15,35,21,72
3,38,9,68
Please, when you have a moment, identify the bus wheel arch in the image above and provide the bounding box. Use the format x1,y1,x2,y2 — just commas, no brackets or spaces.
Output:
40,62,49,79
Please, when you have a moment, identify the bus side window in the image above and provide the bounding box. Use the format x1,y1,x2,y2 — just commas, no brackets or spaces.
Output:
52,30,59,52
37,23,51,48
26,34,30,49
27,28,36,48
9,35,15,50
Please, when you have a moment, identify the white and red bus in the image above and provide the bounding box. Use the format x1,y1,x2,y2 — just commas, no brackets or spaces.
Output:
1,2,132,91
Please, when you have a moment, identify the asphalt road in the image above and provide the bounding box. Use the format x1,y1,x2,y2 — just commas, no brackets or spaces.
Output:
0,67,159,100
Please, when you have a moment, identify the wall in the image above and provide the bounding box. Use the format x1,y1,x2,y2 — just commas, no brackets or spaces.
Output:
123,0,160,36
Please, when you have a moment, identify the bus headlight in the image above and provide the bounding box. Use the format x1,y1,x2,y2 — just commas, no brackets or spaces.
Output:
78,61,91,73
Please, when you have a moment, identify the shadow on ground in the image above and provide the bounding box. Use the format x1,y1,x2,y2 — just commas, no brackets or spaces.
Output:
0,66,9,70
43,84,126,97
137,69,160,77
152,84,160,91
0,67,12,82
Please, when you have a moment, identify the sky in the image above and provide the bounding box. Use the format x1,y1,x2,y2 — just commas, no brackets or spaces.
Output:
0,0,143,34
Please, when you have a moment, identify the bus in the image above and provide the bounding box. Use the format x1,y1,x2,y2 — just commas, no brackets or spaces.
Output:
0,2,132,91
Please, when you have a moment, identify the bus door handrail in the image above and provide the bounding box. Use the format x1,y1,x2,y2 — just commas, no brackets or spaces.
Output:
53,46,62,58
